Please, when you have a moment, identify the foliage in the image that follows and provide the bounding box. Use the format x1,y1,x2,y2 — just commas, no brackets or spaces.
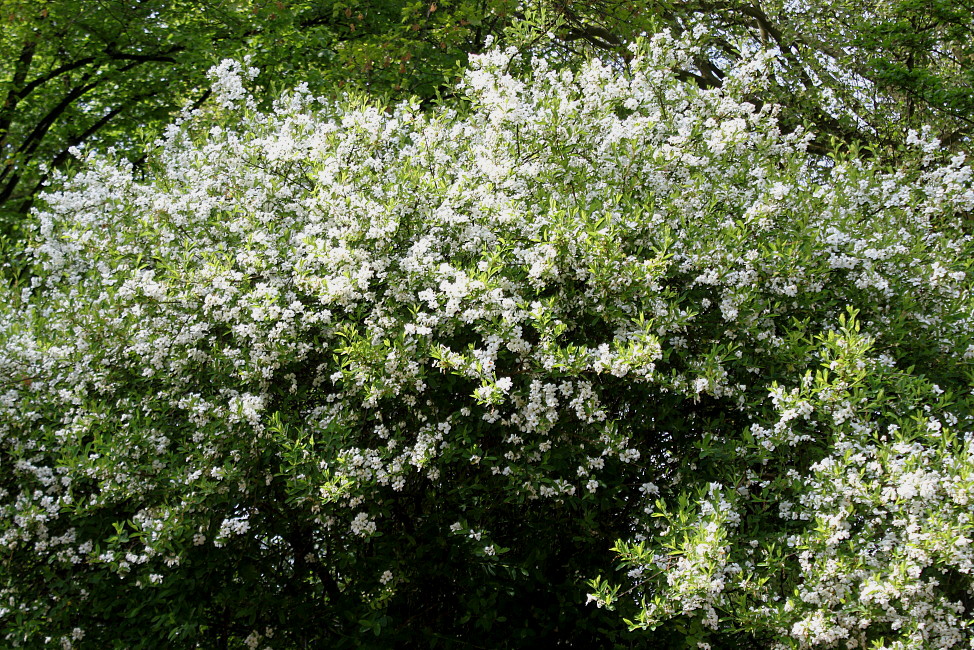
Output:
1,32,973,649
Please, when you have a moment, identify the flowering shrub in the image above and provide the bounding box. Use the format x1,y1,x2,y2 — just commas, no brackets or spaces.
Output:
1,34,973,648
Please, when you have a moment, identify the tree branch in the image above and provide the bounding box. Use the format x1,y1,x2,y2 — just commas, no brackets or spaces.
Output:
0,38,38,151
103,42,183,64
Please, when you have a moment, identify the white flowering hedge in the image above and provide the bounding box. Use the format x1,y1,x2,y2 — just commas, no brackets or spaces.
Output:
2,36,973,648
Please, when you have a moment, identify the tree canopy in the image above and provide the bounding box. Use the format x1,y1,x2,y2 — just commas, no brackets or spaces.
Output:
2,28,973,647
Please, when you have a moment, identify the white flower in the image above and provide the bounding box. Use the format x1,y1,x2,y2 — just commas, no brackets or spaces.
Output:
350,512,376,537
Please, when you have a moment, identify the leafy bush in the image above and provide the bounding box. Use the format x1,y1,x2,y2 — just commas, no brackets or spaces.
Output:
2,36,973,648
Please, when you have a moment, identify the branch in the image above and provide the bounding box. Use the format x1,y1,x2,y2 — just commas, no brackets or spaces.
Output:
0,66,116,203
675,68,722,89
0,38,38,150
15,56,100,102
560,24,624,50
104,42,183,64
